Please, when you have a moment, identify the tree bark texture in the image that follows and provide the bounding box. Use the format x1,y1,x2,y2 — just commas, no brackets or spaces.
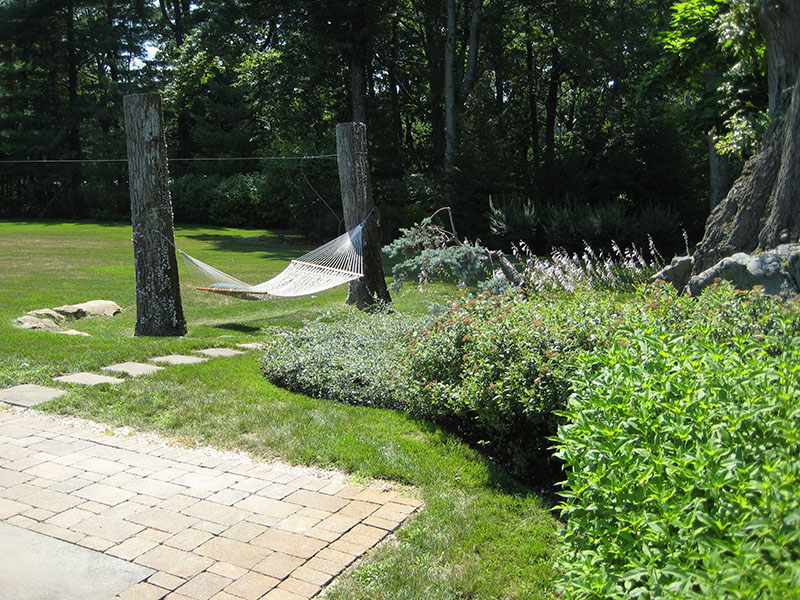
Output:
692,1,800,275
336,122,391,308
124,93,187,337
692,68,800,274
444,0,482,180
708,130,731,210
758,0,800,121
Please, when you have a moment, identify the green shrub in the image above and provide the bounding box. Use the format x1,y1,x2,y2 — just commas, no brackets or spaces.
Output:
260,309,424,411
403,290,617,481
555,283,800,599
171,173,221,224
488,194,538,247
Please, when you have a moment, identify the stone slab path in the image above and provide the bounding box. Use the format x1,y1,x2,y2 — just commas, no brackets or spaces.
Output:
0,407,422,600
0,384,67,408
0,520,154,600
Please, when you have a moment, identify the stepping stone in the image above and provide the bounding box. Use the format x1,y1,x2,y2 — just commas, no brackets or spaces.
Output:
196,348,245,358
237,342,265,350
101,362,164,377
58,329,91,337
0,384,67,407
149,354,209,365
54,373,125,385
0,521,153,600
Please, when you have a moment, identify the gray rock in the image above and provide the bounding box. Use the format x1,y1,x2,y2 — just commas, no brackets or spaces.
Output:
58,329,91,337
15,315,60,331
688,244,800,299
53,305,87,319
27,308,67,323
651,255,694,293
54,300,122,319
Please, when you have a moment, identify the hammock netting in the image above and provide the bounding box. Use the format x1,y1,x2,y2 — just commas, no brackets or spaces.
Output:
177,224,364,301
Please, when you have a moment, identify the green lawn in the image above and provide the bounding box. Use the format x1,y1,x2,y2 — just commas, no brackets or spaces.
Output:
0,220,559,599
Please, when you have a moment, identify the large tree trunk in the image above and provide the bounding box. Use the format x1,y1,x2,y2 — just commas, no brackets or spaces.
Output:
691,1,800,275
336,122,391,308
444,0,482,184
708,130,731,210
124,93,187,337
65,0,82,217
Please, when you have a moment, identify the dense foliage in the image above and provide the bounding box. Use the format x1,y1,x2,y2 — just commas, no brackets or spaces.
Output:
260,290,609,482
261,309,423,411
260,278,800,597
1,0,765,251
555,282,800,598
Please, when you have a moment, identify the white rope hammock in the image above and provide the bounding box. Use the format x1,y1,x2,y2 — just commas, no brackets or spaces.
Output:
176,224,365,301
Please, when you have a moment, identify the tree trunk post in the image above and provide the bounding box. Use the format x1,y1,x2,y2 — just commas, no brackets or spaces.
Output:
336,122,391,308
124,93,187,336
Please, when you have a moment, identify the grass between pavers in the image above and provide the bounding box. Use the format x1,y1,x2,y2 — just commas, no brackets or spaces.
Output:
0,220,559,599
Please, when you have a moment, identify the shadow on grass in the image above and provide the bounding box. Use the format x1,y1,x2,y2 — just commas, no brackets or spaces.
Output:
210,322,262,334
180,232,312,262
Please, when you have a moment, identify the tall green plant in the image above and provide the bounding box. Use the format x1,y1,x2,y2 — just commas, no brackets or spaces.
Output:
555,283,800,598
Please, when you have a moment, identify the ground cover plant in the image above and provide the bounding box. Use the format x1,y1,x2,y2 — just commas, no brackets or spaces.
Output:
555,282,800,598
0,220,559,600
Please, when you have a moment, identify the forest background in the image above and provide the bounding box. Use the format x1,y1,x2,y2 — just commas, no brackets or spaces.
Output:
0,0,767,257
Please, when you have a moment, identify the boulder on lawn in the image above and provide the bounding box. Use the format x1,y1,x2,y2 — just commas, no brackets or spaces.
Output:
15,316,60,332
27,308,67,323
53,300,122,319
687,244,800,299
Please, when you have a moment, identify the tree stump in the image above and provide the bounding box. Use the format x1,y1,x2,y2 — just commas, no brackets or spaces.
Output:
124,93,187,336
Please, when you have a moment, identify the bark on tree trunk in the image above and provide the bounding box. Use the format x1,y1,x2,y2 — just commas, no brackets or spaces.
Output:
708,129,731,210
544,45,560,173
444,0,458,180
692,69,800,274
66,0,81,217
525,13,540,169
124,93,187,337
759,0,800,121
444,0,482,200
421,1,446,169
691,1,800,275
336,122,391,308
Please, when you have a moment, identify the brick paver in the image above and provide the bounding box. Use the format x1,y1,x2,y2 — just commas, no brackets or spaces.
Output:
0,407,422,599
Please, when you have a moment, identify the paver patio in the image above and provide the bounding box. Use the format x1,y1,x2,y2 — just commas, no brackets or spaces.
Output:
0,407,422,599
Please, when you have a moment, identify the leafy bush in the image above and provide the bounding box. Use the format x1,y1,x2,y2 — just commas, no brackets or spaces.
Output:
555,283,800,599
488,194,538,246
539,199,682,255
403,290,617,481
260,309,424,411
513,240,660,294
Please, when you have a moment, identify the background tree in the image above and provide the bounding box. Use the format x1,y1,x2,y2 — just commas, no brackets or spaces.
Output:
1,0,720,259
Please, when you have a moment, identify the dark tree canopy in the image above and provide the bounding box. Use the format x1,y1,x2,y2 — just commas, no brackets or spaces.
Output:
1,0,779,260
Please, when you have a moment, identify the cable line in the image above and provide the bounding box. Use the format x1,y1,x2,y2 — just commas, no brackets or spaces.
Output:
0,154,337,165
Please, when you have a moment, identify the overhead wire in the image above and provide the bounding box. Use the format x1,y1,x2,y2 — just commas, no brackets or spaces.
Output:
0,154,337,165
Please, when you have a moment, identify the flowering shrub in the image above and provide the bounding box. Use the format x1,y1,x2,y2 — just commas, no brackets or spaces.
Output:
555,282,800,598
513,238,661,294
403,290,618,481
383,213,662,295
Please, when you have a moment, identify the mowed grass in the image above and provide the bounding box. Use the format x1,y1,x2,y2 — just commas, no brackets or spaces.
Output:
0,220,559,600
